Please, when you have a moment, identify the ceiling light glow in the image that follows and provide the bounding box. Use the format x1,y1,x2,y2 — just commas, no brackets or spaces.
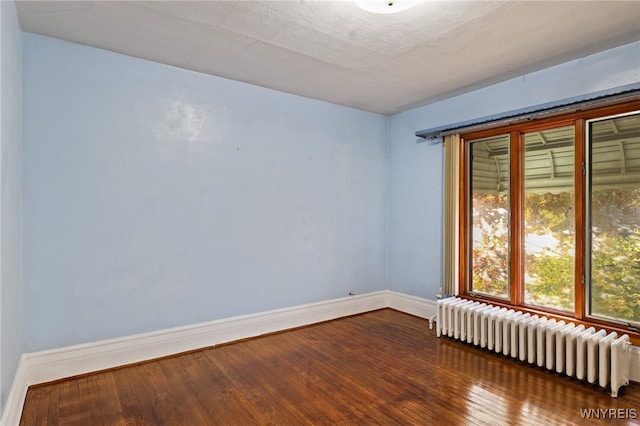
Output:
355,0,418,14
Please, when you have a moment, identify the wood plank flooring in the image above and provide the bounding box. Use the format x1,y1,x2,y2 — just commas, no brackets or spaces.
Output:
20,309,640,425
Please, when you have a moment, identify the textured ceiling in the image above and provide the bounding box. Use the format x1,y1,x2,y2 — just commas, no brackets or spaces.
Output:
15,1,640,115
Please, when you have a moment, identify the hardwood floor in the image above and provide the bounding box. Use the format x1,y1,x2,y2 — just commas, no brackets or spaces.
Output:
20,309,640,425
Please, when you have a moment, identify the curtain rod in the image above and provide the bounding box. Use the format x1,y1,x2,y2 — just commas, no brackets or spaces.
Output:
415,83,640,140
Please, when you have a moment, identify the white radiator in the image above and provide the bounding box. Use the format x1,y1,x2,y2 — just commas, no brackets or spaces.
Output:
436,297,632,397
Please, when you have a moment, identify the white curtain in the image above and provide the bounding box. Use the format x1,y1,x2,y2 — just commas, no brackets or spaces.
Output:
443,134,461,296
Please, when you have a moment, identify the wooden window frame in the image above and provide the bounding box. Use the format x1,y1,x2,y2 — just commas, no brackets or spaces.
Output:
458,99,640,345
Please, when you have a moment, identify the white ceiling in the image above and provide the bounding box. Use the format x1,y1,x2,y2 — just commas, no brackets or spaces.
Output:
15,1,640,115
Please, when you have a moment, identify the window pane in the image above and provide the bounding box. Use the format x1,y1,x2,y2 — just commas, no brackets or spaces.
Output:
469,135,509,298
588,112,640,325
523,126,575,311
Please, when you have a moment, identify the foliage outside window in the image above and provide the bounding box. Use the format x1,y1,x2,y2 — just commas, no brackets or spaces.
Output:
469,135,509,299
462,103,640,330
587,113,640,325
523,126,575,312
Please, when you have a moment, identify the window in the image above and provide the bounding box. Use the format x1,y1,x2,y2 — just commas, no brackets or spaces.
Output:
587,112,640,326
523,126,575,312
459,101,640,335
468,134,510,299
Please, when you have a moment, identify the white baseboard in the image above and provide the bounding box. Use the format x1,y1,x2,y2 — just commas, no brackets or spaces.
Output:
3,290,637,425
24,291,388,386
386,290,437,320
4,289,427,425
1,356,27,426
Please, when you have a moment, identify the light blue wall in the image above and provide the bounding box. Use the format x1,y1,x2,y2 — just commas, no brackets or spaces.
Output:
15,13,640,358
387,41,640,299
0,0,23,414
22,34,388,352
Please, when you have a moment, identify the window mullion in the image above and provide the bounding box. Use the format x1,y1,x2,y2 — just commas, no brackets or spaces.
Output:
574,119,586,320
509,131,524,306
